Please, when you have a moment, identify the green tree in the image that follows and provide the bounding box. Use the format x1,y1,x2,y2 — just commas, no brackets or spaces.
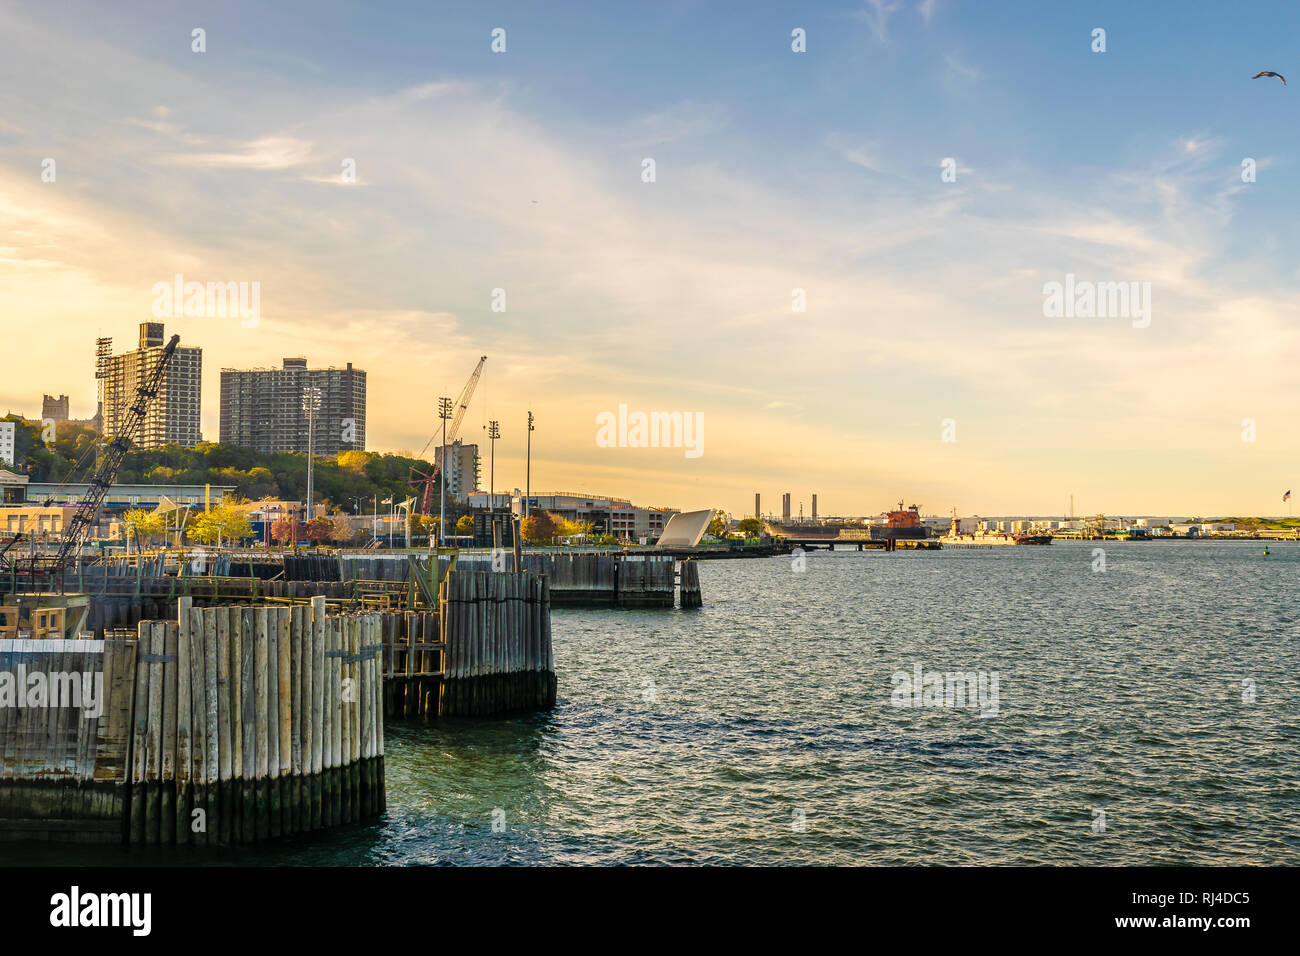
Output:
558,518,591,537
122,508,165,549
412,514,440,536
189,504,254,547
707,509,730,538
736,517,763,537
455,514,475,535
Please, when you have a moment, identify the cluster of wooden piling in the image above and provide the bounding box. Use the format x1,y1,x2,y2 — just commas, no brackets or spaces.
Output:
125,596,384,846
679,559,702,608
4,556,572,846
437,571,556,716
450,552,680,607
0,638,134,842
379,610,442,719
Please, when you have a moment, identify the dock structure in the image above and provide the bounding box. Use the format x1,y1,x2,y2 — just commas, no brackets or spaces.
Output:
0,636,134,843
679,559,702,609
345,551,686,608
1,567,560,845
380,570,556,719
29,549,703,614
0,596,384,846
783,537,940,552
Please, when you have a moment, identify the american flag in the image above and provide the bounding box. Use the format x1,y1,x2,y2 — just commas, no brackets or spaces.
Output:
1284,490,1292,502
382,497,393,505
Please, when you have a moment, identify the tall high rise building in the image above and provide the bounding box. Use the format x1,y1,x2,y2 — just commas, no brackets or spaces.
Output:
219,358,366,456
98,323,202,448
435,440,480,501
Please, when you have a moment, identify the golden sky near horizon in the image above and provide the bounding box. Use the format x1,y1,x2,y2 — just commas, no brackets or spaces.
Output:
4,5,1300,519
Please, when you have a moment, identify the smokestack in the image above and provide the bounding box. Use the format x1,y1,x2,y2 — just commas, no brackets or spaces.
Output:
755,492,760,519
782,493,791,521
812,494,818,520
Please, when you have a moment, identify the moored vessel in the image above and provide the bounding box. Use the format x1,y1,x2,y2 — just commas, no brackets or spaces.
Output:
939,515,1052,547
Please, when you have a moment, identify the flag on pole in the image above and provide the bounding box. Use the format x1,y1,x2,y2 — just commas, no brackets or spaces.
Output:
1284,490,1292,502
382,497,393,505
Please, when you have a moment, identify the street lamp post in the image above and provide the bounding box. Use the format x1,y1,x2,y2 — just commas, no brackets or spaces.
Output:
487,420,500,516
438,396,454,547
302,386,321,527
525,411,534,518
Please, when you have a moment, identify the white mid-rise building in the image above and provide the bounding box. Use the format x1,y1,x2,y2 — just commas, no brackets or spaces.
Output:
0,421,14,467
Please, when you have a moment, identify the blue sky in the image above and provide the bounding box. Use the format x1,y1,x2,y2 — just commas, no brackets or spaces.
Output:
3,0,1300,516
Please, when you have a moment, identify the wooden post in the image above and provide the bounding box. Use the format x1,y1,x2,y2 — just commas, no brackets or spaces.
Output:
175,597,192,845
310,596,325,830
240,607,255,844
253,607,269,841
276,606,291,836
216,605,233,846
145,621,165,845
290,604,304,835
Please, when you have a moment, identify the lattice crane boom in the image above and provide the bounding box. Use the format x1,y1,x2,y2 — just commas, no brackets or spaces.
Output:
4,334,180,575
410,355,487,515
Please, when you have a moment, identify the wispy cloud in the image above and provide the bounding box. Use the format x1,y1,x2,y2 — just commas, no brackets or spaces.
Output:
163,136,315,170
944,53,980,83
853,0,905,43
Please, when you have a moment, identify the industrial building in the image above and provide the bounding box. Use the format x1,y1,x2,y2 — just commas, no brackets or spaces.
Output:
219,357,366,456
466,490,679,541
434,440,480,501
1,505,80,537
98,323,202,448
0,473,234,511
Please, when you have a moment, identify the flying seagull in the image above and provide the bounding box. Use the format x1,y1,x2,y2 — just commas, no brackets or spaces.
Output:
1253,70,1286,85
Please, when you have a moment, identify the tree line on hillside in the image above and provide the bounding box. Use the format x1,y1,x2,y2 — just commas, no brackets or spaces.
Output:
2,417,453,515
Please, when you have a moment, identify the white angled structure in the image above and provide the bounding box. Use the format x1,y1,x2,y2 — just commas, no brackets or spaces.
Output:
654,508,712,548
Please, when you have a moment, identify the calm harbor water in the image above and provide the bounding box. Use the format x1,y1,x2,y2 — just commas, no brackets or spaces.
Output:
6,540,1298,865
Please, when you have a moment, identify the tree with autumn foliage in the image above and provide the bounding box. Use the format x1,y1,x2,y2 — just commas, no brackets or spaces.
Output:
329,515,356,544
520,511,559,544
271,517,303,546
304,516,335,544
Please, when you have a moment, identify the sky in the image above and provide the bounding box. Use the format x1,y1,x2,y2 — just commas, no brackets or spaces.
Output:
3,0,1300,518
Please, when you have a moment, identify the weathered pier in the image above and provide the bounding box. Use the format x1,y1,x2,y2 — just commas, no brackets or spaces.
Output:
343,551,690,608
0,596,384,845
1,566,558,845
783,536,941,552
380,570,556,719
71,548,702,611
